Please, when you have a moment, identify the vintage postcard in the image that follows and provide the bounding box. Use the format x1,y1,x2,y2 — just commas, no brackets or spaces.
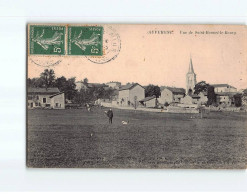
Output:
27,24,247,168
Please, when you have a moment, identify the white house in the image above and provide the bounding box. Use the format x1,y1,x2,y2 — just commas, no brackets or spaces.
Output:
212,84,237,93
75,81,88,91
118,83,145,107
27,88,65,109
180,94,201,105
159,87,185,104
216,92,236,106
50,92,65,109
106,81,121,89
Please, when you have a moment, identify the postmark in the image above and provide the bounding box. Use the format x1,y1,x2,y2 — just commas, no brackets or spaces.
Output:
86,25,121,64
30,58,62,68
68,26,103,56
29,25,65,55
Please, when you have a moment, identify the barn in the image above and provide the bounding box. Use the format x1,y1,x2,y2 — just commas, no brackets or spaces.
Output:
139,96,157,108
118,83,145,107
28,88,65,109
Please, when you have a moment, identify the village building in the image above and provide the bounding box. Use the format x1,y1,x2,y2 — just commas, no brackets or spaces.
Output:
198,92,208,105
180,94,200,105
211,84,237,93
159,87,185,104
28,88,65,109
75,81,88,91
118,83,145,107
75,81,107,91
216,92,236,106
186,58,197,94
139,96,157,108
106,81,121,89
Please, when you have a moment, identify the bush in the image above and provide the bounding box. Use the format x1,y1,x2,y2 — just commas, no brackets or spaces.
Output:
164,102,169,107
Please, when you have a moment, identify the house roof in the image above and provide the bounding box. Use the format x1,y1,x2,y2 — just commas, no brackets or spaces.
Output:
106,81,121,84
28,88,60,94
161,87,186,94
118,83,144,91
216,92,238,97
49,92,64,98
139,96,156,102
87,83,106,88
211,84,236,89
191,94,200,99
112,90,119,96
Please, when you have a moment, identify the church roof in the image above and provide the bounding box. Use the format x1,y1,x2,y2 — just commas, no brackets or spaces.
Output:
188,57,195,73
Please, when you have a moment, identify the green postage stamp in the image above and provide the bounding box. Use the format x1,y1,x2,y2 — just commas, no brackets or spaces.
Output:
29,25,65,55
68,26,103,56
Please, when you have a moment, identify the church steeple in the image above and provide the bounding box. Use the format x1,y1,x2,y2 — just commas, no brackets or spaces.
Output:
186,57,197,94
188,57,194,73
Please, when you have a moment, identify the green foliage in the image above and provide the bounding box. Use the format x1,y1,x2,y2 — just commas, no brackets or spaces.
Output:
145,84,161,98
207,85,216,105
28,69,77,101
40,69,56,88
188,89,193,96
194,81,209,95
73,86,115,104
164,102,169,107
234,94,242,107
83,78,88,84
27,77,45,88
55,76,77,100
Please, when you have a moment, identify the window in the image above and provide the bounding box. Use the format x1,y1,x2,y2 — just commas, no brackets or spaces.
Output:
56,103,59,107
43,98,46,103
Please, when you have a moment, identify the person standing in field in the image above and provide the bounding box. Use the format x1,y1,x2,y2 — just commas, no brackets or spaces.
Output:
106,109,113,124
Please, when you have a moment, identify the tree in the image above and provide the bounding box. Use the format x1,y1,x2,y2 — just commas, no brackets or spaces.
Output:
145,84,161,98
188,89,193,96
207,85,216,105
27,77,45,88
55,76,77,101
234,93,242,107
83,78,88,84
40,69,56,88
194,81,209,95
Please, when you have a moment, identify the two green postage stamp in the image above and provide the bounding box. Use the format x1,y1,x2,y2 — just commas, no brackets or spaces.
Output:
29,25,103,56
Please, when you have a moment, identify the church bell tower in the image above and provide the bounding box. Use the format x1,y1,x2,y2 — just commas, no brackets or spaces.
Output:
186,57,197,94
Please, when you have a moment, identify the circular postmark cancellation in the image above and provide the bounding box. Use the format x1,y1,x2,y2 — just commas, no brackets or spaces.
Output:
30,58,62,68
86,26,121,64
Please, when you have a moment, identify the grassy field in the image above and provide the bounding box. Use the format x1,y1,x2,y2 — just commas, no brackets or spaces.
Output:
27,107,247,168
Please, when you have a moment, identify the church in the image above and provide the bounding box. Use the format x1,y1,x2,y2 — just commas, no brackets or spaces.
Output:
186,58,197,94
181,57,238,106
180,58,203,106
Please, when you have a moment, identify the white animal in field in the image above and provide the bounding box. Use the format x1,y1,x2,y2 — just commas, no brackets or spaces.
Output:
122,121,129,125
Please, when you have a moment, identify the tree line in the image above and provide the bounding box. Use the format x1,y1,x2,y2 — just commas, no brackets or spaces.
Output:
27,69,115,104
27,69,243,107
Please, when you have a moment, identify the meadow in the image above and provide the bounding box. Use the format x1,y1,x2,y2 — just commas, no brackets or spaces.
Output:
27,107,247,168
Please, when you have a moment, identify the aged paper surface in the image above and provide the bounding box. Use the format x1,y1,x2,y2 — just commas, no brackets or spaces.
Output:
27,24,247,168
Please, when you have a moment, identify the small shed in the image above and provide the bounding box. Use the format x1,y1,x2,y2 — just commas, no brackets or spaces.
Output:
139,95,157,108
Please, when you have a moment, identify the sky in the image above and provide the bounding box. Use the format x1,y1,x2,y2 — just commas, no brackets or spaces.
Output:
28,24,247,90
